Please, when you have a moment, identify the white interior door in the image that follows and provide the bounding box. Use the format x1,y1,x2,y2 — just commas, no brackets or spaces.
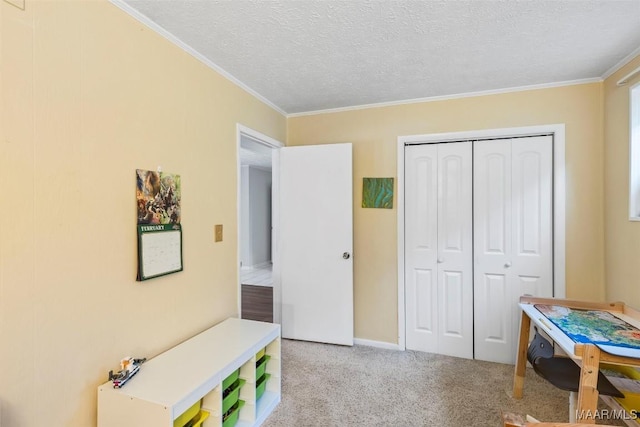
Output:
279,143,353,346
405,142,473,359
474,135,553,363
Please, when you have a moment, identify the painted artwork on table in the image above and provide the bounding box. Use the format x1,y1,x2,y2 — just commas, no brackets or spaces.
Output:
362,177,394,209
136,169,181,225
535,304,640,358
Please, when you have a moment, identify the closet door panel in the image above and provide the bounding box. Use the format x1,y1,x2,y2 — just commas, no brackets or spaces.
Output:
405,145,439,353
484,154,509,255
441,270,464,336
475,136,553,364
482,273,508,344
440,155,465,252
437,142,473,359
517,275,544,297
511,136,553,282
414,269,436,332
474,140,513,362
510,136,553,358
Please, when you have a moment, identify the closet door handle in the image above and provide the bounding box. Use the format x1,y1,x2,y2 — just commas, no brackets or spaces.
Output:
437,258,444,263
504,262,512,268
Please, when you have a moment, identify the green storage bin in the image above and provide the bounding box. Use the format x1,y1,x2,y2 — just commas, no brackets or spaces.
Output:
255,355,271,380
255,373,271,401
222,379,245,413
222,368,240,391
222,400,245,427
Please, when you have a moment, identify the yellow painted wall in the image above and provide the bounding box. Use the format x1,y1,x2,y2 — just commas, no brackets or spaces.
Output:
604,54,640,305
288,83,605,344
0,1,285,426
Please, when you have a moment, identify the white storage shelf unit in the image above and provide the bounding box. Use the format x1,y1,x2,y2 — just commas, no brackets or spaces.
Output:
98,318,281,427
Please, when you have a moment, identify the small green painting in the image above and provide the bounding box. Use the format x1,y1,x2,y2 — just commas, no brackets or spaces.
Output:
362,177,394,209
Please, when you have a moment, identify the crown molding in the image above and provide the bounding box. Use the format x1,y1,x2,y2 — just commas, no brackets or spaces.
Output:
601,45,640,81
287,78,601,118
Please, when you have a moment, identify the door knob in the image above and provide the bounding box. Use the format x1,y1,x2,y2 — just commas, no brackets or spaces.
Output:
437,258,444,263
505,262,512,268
343,252,351,260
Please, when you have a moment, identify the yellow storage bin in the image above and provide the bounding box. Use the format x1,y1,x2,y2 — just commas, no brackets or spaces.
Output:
603,364,640,422
615,391,640,420
603,364,640,380
256,347,266,360
186,410,209,427
174,400,201,427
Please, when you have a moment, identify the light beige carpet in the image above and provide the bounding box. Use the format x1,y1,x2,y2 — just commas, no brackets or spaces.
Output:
262,339,627,426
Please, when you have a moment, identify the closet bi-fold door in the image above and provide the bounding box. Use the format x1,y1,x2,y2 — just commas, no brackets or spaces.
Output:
405,142,473,359
473,136,553,364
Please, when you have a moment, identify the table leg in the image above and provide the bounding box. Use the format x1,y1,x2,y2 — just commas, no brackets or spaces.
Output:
575,344,600,423
513,309,531,399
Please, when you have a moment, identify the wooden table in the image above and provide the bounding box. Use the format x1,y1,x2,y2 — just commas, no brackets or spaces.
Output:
513,296,640,424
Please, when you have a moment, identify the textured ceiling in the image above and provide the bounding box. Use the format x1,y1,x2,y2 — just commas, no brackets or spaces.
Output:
118,0,640,114
240,147,272,170
240,136,273,170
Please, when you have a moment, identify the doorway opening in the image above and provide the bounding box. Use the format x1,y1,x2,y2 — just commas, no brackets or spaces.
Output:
236,124,283,324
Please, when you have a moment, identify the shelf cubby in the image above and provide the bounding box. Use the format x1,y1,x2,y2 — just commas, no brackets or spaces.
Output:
97,318,280,427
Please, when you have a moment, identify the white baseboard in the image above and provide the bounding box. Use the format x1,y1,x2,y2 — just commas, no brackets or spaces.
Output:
353,338,401,351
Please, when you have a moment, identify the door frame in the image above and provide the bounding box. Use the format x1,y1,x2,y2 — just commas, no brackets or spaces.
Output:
396,124,566,351
236,124,284,322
